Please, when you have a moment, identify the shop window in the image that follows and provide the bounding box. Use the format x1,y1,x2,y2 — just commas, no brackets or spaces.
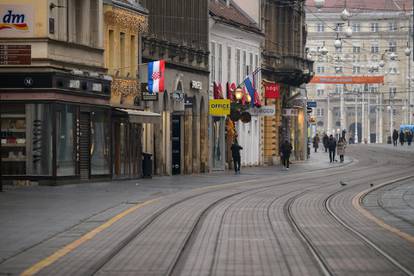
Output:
91,111,110,175
1,104,52,176
56,104,77,176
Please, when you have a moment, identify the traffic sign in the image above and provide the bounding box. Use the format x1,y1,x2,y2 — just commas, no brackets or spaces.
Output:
307,107,313,114
307,101,317,108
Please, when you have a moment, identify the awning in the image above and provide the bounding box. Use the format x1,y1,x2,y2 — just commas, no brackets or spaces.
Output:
115,108,161,124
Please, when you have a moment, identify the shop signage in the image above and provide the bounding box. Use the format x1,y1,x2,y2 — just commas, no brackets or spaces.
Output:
209,99,230,116
282,108,298,117
0,5,34,37
69,79,80,89
92,83,102,92
265,83,280,99
307,101,317,108
0,44,31,65
310,76,384,84
249,106,276,116
141,83,158,101
191,80,202,90
173,90,184,103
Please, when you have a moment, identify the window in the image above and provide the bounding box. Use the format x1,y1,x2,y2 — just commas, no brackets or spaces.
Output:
227,46,231,82
335,84,343,94
56,104,77,176
352,23,360,32
317,108,325,117
236,49,240,84
389,41,397,52
370,23,379,32
316,66,325,74
389,21,397,32
389,87,397,98
353,55,360,62
243,51,247,77
389,67,398,74
317,89,324,96
371,44,379,53
130,35,136,76
210,42,216,81
91,111,110,175
218,44,222,83
335,24,343,32
120,32,125,76
317,23,325,32
108,30,114,70
353,46,361,53
353,66,361,74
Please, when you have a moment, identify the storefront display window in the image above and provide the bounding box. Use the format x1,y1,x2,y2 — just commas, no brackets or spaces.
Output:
91,111,110,175
212,116,225,169
56,104,77,176
1,104,52,176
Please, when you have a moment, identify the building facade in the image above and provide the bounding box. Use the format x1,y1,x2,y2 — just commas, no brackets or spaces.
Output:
261,0,313,163
140,0,210,175
209,0,264,170
0,0,112,185
306,0,413,143
103,0,155,180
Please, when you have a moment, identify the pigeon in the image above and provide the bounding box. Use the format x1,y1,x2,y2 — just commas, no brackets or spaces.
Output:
340,180,347,186
370,183,374,187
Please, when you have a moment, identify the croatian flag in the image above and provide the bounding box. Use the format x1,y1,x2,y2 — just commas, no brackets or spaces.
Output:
148,60,165,94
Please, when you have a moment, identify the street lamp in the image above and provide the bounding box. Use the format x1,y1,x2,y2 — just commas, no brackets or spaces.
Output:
345,25,353,38
341,9,351,21
235,88,243,100
314,0,325,10
387,105,393,139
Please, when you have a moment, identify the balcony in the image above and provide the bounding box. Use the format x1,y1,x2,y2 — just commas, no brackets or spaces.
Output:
262,52,314,87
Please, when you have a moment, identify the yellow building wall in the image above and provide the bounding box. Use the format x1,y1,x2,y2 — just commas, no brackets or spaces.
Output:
103,4,147,106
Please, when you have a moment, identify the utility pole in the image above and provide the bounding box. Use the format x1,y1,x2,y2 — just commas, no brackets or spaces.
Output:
355,94,358,143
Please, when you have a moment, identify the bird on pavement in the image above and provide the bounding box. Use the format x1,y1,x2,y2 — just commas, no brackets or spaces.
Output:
370,183,374,187
340,180,347,186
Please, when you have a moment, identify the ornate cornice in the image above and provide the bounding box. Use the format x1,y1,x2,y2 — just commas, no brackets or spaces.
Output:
111,78,139,96
104,8,148,33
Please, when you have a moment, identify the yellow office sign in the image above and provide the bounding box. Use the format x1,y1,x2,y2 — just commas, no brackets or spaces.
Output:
209,99,230,116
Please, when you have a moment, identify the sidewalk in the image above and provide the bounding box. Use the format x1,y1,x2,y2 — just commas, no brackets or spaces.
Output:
0,150,349,264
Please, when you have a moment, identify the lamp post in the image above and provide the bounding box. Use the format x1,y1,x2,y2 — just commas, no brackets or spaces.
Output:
405,43,412,124
387,105,393,139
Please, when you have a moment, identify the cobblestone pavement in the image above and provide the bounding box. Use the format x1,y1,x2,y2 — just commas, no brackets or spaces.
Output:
0,144,413,275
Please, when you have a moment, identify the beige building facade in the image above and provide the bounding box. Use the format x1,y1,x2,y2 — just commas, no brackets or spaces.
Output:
306,0,413,143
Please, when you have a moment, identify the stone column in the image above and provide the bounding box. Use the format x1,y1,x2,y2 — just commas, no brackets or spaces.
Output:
184,109,193,174
192,112,201,173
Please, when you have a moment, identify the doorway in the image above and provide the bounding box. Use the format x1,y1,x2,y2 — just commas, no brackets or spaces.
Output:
171,115,181,175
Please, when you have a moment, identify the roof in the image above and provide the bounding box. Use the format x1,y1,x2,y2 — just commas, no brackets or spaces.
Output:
209,0,262,35
306,0,413,12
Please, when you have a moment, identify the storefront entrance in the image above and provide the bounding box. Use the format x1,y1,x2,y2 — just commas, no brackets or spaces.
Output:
171,115,181,175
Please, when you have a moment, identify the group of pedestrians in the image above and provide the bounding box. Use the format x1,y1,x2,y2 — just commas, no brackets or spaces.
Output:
313,133,347,163
392,129,413,146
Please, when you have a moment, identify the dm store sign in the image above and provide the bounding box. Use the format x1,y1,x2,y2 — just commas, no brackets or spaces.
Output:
0,5,33,37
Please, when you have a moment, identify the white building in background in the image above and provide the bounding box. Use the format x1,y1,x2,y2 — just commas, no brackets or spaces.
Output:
306,0,413,143
209,0,264,170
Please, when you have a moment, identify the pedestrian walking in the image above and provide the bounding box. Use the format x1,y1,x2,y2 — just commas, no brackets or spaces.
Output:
392,129,399,147
323,133,329,152
231,139,243,174
337,137,346,163
280,140,293,170
328,135,337,163
313,134,320,153
399,130,405,146
407,131,413,146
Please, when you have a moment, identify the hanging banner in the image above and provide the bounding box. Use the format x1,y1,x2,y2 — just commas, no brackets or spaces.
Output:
310,76,384,84
209,99,230,116
249,106,276,116
265,83,280,99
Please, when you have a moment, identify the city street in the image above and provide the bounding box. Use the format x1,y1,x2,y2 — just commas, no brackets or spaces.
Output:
0,144,413,276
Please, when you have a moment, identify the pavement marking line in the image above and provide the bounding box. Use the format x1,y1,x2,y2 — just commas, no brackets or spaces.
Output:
20,198,158,276
353,175,414,245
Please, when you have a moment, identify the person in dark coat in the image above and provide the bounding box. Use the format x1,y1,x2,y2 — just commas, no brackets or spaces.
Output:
328,135,337,163
280,140,293,169
407,131,413,146
392,129,399,146
399,130,405,146
313,134,320,153
322,133,329,152
231,140,243,174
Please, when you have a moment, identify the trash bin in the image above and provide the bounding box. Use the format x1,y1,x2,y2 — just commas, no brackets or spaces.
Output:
142,153,152,178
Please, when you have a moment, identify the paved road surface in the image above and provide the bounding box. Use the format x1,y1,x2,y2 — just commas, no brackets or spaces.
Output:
0,144,413,275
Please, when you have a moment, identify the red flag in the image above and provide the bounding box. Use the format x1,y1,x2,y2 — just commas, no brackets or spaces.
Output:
213,82,224,99
226,82,234,101
265,83,280,99
254,91,262,107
